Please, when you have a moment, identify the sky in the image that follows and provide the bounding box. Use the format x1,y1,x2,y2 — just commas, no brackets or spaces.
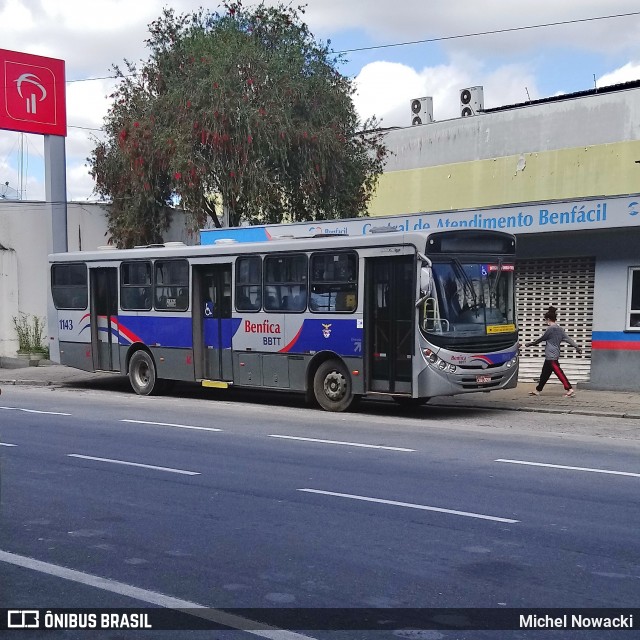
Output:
1,0,640,202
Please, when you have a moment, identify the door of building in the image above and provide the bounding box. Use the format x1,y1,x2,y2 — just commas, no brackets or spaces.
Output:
516,256,594,383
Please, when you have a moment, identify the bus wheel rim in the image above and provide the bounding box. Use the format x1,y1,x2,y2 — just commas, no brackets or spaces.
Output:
137,363,150,386
324,371,346,401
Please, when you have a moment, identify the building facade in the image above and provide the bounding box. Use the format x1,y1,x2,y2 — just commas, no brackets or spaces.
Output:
367,81,640,391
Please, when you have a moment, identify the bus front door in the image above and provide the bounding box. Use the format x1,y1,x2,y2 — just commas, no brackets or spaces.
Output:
90,267,120,372
366,256,414,394
197,265,233,382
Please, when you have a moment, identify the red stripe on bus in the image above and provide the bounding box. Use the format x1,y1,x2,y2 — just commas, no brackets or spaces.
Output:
279,325,303,353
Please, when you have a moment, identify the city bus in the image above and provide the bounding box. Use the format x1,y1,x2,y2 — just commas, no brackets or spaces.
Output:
47,228,518,411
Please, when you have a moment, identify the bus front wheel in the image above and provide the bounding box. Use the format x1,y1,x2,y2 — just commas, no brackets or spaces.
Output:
129,350,159,396
313,359,355,412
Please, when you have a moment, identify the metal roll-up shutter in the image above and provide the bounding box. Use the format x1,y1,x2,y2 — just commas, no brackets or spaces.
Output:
516,257,594,384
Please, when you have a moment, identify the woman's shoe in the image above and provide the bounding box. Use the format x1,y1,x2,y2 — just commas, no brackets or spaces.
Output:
528,390,540,396
564,389,575,397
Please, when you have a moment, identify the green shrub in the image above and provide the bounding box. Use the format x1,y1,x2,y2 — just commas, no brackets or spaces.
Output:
12,313,47,353
12,314,31,353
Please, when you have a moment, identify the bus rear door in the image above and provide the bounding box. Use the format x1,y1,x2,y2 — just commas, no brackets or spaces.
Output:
90,267,120,372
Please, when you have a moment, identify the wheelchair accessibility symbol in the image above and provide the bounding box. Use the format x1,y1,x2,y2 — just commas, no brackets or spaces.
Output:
204,302,214,317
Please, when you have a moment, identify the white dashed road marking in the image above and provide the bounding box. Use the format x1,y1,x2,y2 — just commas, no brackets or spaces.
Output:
120,419,222,432
496,459,640,478
0,406,71,416
67,454,201,476
269,434,415,452
299,489,519,523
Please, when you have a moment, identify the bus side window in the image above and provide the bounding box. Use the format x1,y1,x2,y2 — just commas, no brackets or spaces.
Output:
236,256,262,312
264,253,307,313
121,261,152,311
309,251,357,313
154,259,189,312
51,263,88,310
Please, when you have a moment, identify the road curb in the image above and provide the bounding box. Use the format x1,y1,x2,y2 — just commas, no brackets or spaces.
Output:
437,402,633,419
1,379,57,387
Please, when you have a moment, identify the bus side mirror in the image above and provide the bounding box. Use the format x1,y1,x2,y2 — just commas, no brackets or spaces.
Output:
420,266,433,296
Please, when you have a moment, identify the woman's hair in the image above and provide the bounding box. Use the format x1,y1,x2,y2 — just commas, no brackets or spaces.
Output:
544,306,557,322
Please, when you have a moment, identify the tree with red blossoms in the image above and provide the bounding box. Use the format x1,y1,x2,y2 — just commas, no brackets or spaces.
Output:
89,2,388,247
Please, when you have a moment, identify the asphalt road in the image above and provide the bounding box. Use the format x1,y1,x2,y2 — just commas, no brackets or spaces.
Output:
1,385,639,639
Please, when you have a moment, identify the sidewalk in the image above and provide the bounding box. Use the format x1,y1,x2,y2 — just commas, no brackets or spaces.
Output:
1,361,639,421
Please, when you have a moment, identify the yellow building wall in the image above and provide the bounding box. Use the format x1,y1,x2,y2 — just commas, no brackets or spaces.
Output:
367,140,640,216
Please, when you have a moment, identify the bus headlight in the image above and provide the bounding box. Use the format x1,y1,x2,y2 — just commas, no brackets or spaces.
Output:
448,364,457,373
438,360,447,370
423,349,438,364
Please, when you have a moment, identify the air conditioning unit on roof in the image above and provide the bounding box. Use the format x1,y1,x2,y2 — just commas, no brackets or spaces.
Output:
460,86,484,117
410,96,433,126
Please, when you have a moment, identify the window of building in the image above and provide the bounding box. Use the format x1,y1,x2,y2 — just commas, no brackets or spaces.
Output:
235,256,262,311
51,263,88,309
154,260,189,311
120,261,152,311
627,267,640,330
309,251,357,313
264,253,308,312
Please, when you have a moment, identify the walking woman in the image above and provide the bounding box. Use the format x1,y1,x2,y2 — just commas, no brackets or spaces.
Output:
523,306,582,397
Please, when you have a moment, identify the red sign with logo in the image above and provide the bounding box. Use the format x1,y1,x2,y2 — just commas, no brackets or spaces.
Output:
0,48,66,136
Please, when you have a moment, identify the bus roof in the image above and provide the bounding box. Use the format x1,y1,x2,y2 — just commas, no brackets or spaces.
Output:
48,228,437,262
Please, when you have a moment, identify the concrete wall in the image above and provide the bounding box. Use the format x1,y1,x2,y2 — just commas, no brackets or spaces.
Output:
0,247,19,355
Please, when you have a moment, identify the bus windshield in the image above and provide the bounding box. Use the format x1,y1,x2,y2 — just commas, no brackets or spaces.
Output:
420,260,516,336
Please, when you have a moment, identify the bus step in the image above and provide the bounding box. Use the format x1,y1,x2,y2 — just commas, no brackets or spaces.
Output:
201,379,231,389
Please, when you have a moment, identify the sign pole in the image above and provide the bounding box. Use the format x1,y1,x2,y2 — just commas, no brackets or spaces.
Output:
44,135,68,253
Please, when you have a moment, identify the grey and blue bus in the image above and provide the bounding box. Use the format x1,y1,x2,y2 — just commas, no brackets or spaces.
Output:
47,228,518,411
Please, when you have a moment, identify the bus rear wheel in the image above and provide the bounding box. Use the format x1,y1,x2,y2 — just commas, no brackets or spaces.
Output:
129,350,159,396
313,359,356,412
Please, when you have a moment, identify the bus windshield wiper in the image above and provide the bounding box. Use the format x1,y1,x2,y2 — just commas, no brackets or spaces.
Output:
451,258,477,308
489,258,503,303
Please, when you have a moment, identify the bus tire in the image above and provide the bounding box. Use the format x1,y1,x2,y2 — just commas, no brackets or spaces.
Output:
313,359,355,412
129,350,159,396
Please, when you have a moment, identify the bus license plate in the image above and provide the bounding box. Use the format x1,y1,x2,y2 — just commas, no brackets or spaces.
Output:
476,375,492,384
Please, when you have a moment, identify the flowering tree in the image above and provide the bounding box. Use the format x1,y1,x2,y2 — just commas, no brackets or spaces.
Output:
89,2,388,247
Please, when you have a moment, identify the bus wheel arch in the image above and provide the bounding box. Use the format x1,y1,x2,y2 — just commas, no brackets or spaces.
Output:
127,346,161,396
309,353,358,412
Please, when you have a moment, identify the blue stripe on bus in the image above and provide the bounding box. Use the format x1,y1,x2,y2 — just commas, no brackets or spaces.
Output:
204,318,242,349
281,319,363,356
117,316,194,349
